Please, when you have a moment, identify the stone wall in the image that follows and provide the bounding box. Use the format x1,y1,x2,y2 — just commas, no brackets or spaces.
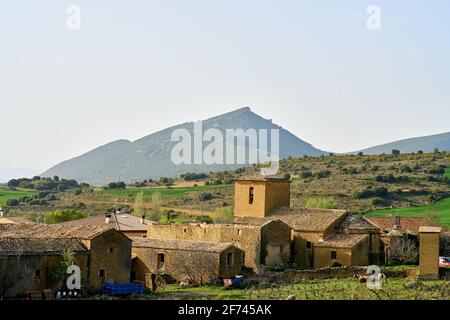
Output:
84,229,132,288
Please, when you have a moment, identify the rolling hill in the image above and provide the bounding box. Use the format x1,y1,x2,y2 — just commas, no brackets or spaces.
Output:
356,131,450,155
41,107,327,184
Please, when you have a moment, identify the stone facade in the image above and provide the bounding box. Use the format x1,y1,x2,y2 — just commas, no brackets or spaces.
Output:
234,177,290,218
419,226,442,279
81,229,132,288
131,238,243,285
147,220,291,270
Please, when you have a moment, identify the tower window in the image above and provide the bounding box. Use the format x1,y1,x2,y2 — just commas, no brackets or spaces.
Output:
249,187,254,204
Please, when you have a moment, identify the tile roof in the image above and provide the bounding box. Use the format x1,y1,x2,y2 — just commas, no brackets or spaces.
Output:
338,215,379,230
314,234,368,248
364,217,440,234
0,238,88,256
132,238,233,253
0,223,113,240
0,216,34,224
269,207,347,232
60,214,152,231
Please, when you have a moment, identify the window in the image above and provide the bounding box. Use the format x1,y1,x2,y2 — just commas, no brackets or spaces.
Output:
331,250,337,260
109,247,114,254
237,229,242,235
306,241,312,249
183,228,187,234
99,269,106,278
249,187,254,204
279,245,283,254
35,269,41,279
157,253,165,270
226,252,233,267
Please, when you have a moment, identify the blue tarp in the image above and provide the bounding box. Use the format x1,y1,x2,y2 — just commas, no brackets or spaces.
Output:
103,281,145,296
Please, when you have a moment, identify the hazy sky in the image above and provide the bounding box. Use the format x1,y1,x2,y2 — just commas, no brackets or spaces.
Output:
1,0,449,172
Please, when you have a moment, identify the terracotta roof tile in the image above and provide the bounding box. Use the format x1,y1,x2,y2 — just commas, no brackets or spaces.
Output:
364,217,440,234
0,238,88,256
132,238,233,253
314,234,368,248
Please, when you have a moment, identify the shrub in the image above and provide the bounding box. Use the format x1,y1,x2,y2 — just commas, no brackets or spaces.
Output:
305,197,337,209
316,170,331,179
6,199,19,206
199,193,213,201
74,189,82,196
213,206,234,223
43,209,87,224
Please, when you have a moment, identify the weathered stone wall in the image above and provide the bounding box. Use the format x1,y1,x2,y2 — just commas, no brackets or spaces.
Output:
292,231,324,268
264,182,291,216
234,181,267,217
0,254,88,298
131,246,243,284
86,229,132,288
351,237,369,266
314,247,352,268
419,231,440,278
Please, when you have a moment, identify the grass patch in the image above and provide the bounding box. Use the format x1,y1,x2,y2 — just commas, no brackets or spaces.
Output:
0,189,36,206
445,168,450,179
99,184,234,198
364,197,450,227
152,278,450,300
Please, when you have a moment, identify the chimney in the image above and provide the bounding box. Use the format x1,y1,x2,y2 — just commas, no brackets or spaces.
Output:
140,214,146,225
394,216,401,229
105,213,112,224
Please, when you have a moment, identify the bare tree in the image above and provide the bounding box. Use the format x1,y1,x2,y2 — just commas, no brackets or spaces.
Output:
133,191,145,217
171,251,219,286
147,192,162,221
388,236,418,265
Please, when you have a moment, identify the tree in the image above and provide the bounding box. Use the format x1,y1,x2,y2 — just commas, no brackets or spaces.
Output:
6,199,19,206
171,251,219,286
148,192,162,221
50,249,77,290
392,149,400,155
388,236,418,265
134,191,145,217
213,206,234,223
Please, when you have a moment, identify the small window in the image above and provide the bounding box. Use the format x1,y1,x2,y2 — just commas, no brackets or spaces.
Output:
226,252,233,267
35,270,41,279
109,247,114,254
183,228,187,233
204,229,207,234
157,253,165,270
249,187,254,204
279,245,283,254
99,269,106,278
306,241,312,249
237,229,242,235
331,250,337,260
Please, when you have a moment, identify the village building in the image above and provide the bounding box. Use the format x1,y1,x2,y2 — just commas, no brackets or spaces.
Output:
0,223,132,297
418,226,442,279
147,219,291,270
60,213,151,238
131,238,243,286
365,216,440,264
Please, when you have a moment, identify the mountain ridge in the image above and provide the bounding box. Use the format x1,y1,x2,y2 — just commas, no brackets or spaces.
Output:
41,107,327,184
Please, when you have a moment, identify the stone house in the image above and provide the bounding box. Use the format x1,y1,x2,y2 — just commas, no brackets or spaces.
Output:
131,238,243,286
233,176,382,269
365,216,440,264
0,237,89,298
147,219,291,270
0,223,132,296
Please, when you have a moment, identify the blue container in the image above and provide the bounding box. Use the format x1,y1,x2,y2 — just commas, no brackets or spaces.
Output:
103,282,145,296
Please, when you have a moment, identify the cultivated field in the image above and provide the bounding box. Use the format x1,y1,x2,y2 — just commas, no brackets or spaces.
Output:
0,188,36,206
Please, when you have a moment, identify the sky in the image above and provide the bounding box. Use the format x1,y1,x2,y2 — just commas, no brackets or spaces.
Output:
0,0,449,174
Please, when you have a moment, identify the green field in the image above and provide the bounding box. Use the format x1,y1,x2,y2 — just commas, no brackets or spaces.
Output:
365,197,450,227
147,277,450,300
446,168,450,179
0,189,36,206
100,184,234,198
